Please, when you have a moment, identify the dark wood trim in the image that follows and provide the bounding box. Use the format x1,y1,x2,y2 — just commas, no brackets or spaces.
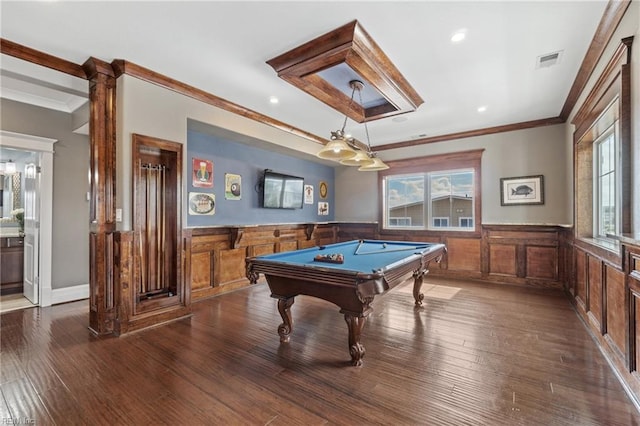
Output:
374,117,563,151
266,20,423,123
381,148,485,172
572,38,630,137
85,58,117,335
110,59,327,146
0,38,87,79
114,231,134,335
559,0,632,120
620,36,633,236
572,37,633,243
82,56,115,79
378,149,484,237
125,133,190,334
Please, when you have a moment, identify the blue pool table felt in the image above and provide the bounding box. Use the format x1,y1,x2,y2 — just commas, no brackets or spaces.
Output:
256,240,438,273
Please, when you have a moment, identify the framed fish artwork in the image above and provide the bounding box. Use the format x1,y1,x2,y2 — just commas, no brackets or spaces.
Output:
500,175,544,206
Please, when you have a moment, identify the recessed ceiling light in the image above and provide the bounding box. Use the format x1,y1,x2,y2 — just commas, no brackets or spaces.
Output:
392,116,408,123
451,29,467,43
477,105,487,113
269,96,279,104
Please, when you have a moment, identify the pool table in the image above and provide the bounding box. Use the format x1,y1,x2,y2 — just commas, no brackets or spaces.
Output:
246,239,446,366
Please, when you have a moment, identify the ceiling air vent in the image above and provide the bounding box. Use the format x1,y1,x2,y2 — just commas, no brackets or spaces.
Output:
536,50,563,69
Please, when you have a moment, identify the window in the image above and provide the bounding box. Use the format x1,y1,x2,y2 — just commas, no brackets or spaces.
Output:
432,217,449,227
575,95,627,240
594,126,619,237
459,217,473,228
384,170,473,231
380,150,482,233
389,217,412,227
573,38,632,241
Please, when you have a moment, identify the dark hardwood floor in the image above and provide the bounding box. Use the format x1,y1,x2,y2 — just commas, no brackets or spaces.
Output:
1,277,639,425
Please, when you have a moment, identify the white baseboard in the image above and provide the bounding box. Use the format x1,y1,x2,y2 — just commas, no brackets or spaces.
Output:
51,284,89,305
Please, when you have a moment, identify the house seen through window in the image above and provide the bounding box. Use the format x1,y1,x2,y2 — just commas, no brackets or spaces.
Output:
384,169,475,231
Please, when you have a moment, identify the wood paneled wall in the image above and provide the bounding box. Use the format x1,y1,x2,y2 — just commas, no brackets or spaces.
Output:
184,223,569,304
482,225,564,287
378,224,566,287
112,231,191,335
568,238,640,408
185,224,339,301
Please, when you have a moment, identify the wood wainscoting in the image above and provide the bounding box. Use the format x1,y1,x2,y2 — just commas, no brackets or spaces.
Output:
481,225,566,288
377,224,567,288
567,236,640,408
184,222,569,305
185,223,342,302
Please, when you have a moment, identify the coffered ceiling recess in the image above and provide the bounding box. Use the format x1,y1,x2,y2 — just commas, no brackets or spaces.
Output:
266,20,423,123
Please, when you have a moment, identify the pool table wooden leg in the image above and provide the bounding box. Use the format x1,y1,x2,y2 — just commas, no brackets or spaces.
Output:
413,268,426,306
276,297,295,343
344,313,366,366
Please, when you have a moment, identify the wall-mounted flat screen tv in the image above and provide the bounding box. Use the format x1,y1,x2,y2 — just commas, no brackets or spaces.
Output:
262,169,304,209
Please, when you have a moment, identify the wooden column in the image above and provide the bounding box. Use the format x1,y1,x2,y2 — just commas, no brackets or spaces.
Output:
83,57,117,335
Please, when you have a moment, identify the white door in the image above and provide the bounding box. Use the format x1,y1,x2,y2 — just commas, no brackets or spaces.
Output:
23,162,39,304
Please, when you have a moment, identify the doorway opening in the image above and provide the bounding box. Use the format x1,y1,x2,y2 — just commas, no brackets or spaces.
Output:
0,147,39,313
0,131,56,313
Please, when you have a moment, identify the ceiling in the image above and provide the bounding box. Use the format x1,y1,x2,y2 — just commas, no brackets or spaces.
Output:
0,1,610,154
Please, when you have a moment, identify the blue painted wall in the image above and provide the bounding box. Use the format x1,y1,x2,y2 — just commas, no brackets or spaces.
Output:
187,130,335,226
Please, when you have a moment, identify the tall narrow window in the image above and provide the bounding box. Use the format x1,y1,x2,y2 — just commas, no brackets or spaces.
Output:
594,126,619,237
573,38,632,241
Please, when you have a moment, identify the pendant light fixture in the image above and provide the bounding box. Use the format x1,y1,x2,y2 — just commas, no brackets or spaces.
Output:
317,80,389,171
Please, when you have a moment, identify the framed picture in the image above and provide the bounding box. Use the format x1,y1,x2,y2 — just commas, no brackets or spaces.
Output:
188,192,215,215
192,157,213,188
319,181,328,199
318,201,329,216
224,173,241,200
500,175,544,206
304,185,314,204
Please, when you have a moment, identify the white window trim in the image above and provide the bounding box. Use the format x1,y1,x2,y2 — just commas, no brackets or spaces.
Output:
432,217,449,227
389,217,412,227
593,124,620,238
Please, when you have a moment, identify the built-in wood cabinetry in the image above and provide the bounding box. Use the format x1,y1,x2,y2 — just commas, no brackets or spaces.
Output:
566,36,638,406
113,134,190,335
623,240,640,400
0,236,23,294
569,237,640,407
